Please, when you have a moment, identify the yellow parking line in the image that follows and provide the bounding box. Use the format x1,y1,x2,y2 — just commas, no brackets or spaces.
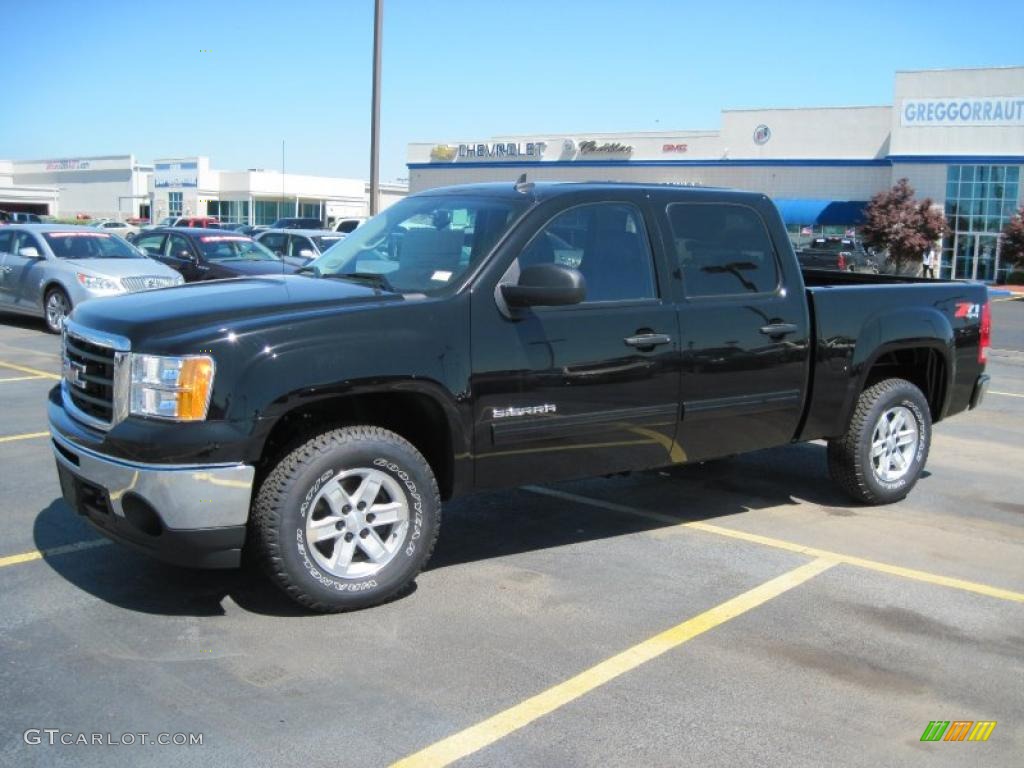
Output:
0,431,49,444
0,538,111,569
391,558,835,768
0,374,49,382
990,390,1024,398
992,296,1021,303
525,487,1024,604
0,360,60,380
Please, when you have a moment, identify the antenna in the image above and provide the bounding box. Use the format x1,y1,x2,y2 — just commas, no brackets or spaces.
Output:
514,173,534,195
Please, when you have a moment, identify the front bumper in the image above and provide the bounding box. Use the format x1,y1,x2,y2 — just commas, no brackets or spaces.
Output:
50,425,255,569
969,373,990,410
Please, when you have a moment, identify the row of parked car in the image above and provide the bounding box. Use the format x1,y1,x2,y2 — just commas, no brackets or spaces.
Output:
0,217,357,333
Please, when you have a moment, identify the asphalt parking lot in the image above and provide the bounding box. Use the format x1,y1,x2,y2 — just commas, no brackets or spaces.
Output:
0,299,1022,767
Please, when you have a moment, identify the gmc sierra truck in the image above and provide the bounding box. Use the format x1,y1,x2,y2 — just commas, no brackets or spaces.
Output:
48,182,991,612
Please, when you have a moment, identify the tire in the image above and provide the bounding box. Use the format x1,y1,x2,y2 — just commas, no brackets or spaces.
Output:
252,426,441,612
44,287,71,334
827,378,931,505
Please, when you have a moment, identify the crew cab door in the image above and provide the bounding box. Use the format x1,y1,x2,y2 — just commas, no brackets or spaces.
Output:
657,196,811,461
471,196,682,489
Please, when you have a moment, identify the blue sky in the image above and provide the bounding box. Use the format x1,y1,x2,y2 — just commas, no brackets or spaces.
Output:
2,0,1022,182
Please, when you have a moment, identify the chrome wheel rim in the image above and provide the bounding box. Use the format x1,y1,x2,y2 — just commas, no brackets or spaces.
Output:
304,468,409,579
46,292,69,331
870,406,918,482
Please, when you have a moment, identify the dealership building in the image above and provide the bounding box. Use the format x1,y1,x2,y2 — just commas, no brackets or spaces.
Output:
408,66,1024,282
0,154,406,227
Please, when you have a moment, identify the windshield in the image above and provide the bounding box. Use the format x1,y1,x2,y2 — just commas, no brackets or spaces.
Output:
306,195,528,293
198,235,279,261
43,231,143,259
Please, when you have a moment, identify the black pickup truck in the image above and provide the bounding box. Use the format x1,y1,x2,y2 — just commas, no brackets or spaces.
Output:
48,182,991,611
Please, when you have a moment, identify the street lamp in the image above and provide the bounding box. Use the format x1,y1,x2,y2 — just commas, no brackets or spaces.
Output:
369,0,383,216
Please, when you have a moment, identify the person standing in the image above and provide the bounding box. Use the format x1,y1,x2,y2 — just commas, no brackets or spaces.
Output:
922,246,935,279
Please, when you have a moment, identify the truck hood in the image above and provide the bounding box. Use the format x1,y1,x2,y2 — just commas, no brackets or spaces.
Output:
70,274,402,344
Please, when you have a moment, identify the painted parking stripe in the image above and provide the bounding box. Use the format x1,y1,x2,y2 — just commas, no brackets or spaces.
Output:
990,390,1024,398
525,486,1024,604
0,538,111,569
0,375,48,382
0,431,50,444
0,360,60,380
390,558,835,768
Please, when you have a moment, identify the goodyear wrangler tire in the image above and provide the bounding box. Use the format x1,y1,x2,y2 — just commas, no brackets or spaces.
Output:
827,378,931,505
253,426,441,612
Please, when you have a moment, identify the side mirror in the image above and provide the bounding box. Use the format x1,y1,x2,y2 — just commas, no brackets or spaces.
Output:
18,246,42,259
299,249,315,259
501,263,585,308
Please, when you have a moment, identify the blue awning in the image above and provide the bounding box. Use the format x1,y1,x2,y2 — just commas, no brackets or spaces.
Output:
773,199,868,226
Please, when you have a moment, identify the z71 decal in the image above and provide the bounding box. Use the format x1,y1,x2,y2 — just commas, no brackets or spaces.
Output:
955,302,981,320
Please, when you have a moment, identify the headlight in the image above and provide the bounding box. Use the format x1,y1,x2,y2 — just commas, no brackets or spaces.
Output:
130,354,215,421
76,273,123,293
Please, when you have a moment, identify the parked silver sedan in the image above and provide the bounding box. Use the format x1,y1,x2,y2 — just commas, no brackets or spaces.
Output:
0,224,184,333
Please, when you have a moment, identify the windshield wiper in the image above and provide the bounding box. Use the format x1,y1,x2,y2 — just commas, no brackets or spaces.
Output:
326,272,395,291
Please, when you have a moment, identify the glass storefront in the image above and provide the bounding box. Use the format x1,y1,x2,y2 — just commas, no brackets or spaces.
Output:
206,199,250,223
168,192,183,218
252,199,325,225
942,165,1020,282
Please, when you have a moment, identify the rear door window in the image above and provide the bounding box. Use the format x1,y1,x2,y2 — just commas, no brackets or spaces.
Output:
0,231,13,254
666,203,780,297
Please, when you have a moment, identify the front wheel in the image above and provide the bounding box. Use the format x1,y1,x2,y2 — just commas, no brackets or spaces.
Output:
827,378,931,505
44,287,71,333
252,426,441,612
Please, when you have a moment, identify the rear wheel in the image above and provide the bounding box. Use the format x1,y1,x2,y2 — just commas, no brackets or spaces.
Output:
252,426,441,612
827,378,931,505
44,287,71,333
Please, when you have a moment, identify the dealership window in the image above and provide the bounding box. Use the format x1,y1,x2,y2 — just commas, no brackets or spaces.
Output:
168,192,183,217
667,203,779,297
206,200,250,223
942,165,1020,282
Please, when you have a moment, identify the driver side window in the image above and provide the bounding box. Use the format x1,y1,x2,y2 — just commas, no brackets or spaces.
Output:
518,203,657,303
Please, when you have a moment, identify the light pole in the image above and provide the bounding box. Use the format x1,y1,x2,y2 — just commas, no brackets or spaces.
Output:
369,0,383,216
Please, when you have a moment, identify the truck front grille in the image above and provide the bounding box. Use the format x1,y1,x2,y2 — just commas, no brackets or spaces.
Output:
62,322,130,430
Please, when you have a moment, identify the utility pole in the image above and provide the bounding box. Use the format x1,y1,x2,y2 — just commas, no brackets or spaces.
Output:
369,0,383,216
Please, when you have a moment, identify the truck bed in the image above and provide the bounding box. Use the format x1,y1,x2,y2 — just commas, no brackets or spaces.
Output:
799,271,989,443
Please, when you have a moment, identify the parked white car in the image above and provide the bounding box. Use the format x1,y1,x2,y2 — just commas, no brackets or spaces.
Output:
90,219,140,239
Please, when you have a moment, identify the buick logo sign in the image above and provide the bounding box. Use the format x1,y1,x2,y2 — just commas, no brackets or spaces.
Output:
753,124,772,145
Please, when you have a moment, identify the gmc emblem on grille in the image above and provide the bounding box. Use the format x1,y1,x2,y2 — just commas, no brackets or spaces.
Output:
64,359,88,389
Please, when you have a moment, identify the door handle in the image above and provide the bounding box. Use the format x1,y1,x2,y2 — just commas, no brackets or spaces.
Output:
759,323,798,336
625,333,672,348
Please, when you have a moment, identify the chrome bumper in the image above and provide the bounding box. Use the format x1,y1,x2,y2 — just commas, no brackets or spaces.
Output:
50,429,255,530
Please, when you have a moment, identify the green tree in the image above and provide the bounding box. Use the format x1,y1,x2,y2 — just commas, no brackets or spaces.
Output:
861,178,948,271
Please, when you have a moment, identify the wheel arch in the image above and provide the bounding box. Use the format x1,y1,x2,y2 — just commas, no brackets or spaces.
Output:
253,381,469,501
